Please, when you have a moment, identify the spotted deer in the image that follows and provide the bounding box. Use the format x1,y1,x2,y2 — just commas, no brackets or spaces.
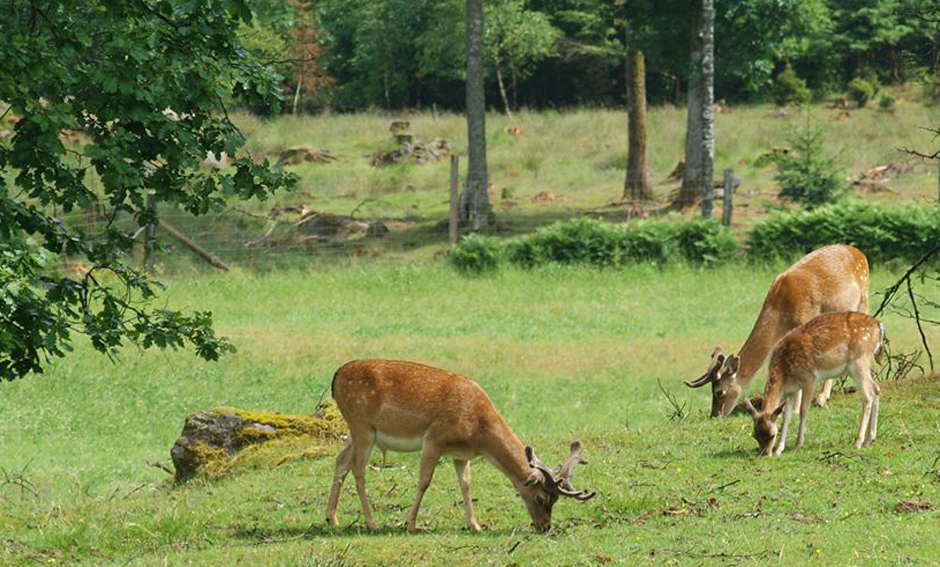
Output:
685,244,869,417
744,312,885,455
325,360,595,533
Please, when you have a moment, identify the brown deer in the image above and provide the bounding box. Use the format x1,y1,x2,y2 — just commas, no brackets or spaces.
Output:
744,312,885,455
325,360,595,533
685,244,869,417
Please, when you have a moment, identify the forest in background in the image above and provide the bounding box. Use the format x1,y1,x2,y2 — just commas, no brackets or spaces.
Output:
245,0,940,113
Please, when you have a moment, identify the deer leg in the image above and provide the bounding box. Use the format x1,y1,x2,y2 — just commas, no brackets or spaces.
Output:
454,459,482,532
405,443,443,532
774,393,796,456
326,441,354,526
869,381,881,442
795,382,814,449
852,363,875,449
815,379,834,407
350,431,377,530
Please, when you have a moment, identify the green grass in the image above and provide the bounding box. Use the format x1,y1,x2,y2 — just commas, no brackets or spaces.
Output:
2,264,940,566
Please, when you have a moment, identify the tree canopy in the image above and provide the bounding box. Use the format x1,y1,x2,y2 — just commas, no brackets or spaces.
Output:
302,0,937,111
0,0,296,380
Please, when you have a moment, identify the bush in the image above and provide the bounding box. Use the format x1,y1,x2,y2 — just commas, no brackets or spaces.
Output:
449,234,507,273
847,77,875,107
450,217,738,273
878,93,896,112
774,111,844,208
772,66,811,106
746,201,940,265
509,217,623,267
674,219,739,265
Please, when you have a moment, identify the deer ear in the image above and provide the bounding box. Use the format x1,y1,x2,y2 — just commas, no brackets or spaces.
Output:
525,446,535,466
772,401,786,419
724,355,740,374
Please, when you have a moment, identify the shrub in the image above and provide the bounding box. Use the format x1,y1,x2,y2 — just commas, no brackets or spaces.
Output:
509,217,623,267
746,201,940,265
878,93,896,112
774,111,844,208
772,66,811,106
449,234,507,273
451,217,738,273
847,77,875,107
674,219,739,265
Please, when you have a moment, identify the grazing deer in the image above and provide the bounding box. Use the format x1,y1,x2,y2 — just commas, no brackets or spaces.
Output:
744,312,885,456
685,244,869,417
325,360,595,533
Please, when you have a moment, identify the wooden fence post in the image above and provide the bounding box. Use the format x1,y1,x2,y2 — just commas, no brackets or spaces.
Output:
449,155,459,245
722,168,734,227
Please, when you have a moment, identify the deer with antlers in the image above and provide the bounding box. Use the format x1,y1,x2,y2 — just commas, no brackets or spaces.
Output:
744,312,885,455
685,244,869,417
325,360,595,533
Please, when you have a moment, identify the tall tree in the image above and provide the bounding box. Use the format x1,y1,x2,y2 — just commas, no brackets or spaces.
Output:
623,22,652,201
677,6,704,208
460,0,492,230
700,0,715,218
0,0,295,380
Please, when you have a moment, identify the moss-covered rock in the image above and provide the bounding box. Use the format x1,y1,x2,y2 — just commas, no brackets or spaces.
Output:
170,401,344,482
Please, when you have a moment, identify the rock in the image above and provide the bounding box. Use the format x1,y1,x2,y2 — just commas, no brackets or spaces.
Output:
170,403,344,482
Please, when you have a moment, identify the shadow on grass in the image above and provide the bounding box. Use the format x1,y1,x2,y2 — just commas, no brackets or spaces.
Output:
231,522,522,542
711,447,756,460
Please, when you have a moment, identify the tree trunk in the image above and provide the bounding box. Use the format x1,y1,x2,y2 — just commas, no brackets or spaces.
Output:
495,56,514,121
677,7,704,208
292,76,303,115
460,0,491,230
700,0,715,218
624,43,652,201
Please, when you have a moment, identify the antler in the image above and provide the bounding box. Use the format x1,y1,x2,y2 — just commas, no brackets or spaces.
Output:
525,442,596,501
685,347,725,388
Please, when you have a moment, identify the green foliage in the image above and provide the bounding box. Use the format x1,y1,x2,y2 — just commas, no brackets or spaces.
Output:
772,65,812,105
847,77,876,107
0,0,296,379
746,201,940,264
451,217,738,272
484,0,561,79
449,234,508,273
879,92,896,111
774,111,845,208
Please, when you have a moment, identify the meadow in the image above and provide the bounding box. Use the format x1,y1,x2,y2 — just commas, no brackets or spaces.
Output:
2,263,940,566
115,91,940,271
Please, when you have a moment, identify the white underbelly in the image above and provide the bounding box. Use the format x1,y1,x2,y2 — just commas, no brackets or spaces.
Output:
375,432,423,453
815,364,846,381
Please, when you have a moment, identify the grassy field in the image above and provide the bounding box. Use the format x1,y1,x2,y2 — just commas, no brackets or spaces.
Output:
2,264,940,566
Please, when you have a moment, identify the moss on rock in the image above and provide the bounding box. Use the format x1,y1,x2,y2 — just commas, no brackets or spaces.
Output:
170,400,345,482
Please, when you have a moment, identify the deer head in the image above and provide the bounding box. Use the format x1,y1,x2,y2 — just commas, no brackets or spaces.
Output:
685,347,742,417
520,441,595,533
745,398,785,456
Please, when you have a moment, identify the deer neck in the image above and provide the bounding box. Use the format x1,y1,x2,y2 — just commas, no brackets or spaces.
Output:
480,418,531,488
734,305,786,388
760,364,787,415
